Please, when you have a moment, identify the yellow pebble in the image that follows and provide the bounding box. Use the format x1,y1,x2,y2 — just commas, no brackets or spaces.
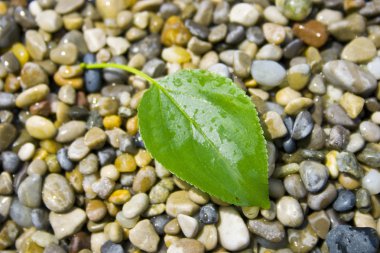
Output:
53,72,83,89
0,2,7,15
161,46,191,63
126,116,139,135
65,167,83,193
245,79,257,88
108,189,131,205
33,148,48,161
115,154,137,172
45,154,61,173
326,150,339,179
39,140,62,154
103,115,122,130
11,43,30,67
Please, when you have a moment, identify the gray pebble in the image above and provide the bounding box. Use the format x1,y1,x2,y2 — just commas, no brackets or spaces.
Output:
57,148,75,171
97,147,116,166
86,111,103,129
159,3,180,19
324,104,355,128
357,143,380,168
308,183,337,211
103,56,129,84
336,151,363,179
14,6,37,29
333,190,356,212
185,19,209,40
226,24,245,44
17,174,42,208
1,151,20,173
300,161,329,193
213,1,229,24
60,30,88,55
142,58,166,78
129,34,161,60
31,208,50,230
292,111,314,140
208,63,230,78
9,198,33,227
0,15,20,48
246,26,265,45
0,92,16,109
359,121,380,143
101,241,124,253
199,203,218,224
1,51,20,74
327,125,350,150
283,39,305,59
284,174,307,199
355,188,372,212
43,243,66,253
150,215,171,235
251,60,286,88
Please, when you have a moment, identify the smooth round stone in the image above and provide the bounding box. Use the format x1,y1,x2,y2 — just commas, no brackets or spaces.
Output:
217,206,250,251
307,183,337,210
106,36,130,56
325,104,355,128
263,111,288,139
359,121,380,143
196,224,217,251
362,169,380,195
67,137,90,161
20,62,49,88
129,219,160,252
159,3,180,19
50,43,78,65
316,9,343,26
25,116,57,140
17,174,42,208
333,190,356,212
284,174,307,199
15,84,50,108
251,60,286,88
0,15,20,48
142,58,165,78
36,10,63,33
341,37,377,63
122,193,149,219
185,19,209,40
188,37,212,55
322,60,377,96
287,64,311,90
9,198,33,227
166,191,200,217
86,199,107,222
367,57,380,80
291,111,314,140
31,208,49,230
199,204,218,224
167,238,205,253
336,151,363,179
161,16,191,47
339,92,365,119
248,219,285,243
96,0,130,20
293,20,328,48
276,196,304,227
229,3,259,26
264,6,288,25
101,241,123,253
246,26,265,45
299,161,328,193
31,231,58,248
263,23,286,45
326,225,379,253
84,28,106,53
1,151,20,173
56,147,75,171
346,133,365,153
225,25,245,45
83,54,102,93
49,208,87,239
60,30,88,55
288,224,319,252
58,84,76,105
55,0,85,14
0,92,16,110
42,173,75,212
56,120,86,143
276,0,312,21
25,30,47,61
256,43,283,60
357,143,380,168
1,51,20,73
178,214,199,238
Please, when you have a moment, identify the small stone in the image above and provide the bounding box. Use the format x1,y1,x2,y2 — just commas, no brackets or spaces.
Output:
0,92,16,110
248,219,285,242
31,231,58,248
362,169,380,195
17,175,42,208
300,161,328,193
188,37,212,55
142,58,166,78
308,183,337,210
56,120,86,143
339,92,365,119
166,191,200,217
316,9,343,26
92,177,115,199
84,28,106,53
285,97,313,116
0,15,20,48
229,3,259,26
226,24,245,44
357,143,380,168
293,20,328,48
287,64,311,90
36,10,62,33
263,111,288,139
0,172,13,195
0,220,21,250
308,210,330,239
178,214,199,238
322,60,377,96
276,196,304,227
21,62,48,88
251,60,286,88
122,193,149,218
276,0,312,21
208,24,227,43
68,137,90,161
133,166,157,193
161,16,191,47
288,224,319,253
25,30,47,61
25,116,57,140
42,173,75,212
55,0,85,14
284,174,307,199
162,46,191,63
263,23,286,45
9,198,33,227
292,111,314,140
336,151,363,179
167,238,205,253
129,219,160,253
31,209,49,230
50,43,78,65
367,57,380,80
325,104,355,128
86,199,107,222
341,37,377,63
333,190,356,212
106,37,130,56
57,147,75,171
49,208,87,239
359,121,380,143
1,151,20,173
1,51,20,73
217,206,250,251
100,241,123,253
327,125,350,150
326,225,379,253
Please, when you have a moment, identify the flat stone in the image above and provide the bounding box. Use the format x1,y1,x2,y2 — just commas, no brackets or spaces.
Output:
49,208,87,239
307,183,337,211
248,219,285,242
42,173,75,212
167,238,205,253
16,84,50,108
25,116,57,140
50,43,78,65
166,191,199,217
341,37,377,63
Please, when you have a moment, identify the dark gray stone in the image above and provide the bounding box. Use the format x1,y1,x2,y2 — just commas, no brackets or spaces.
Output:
129,34,162,60
1,151,20,173
150,215,171,236
333,190,355,212
57,148,75,171
101,241,124,253
300,161,329,193
292,111,314,140
199,203,218,224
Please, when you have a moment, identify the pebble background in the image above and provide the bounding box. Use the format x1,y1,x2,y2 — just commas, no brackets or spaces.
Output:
0,0,379,252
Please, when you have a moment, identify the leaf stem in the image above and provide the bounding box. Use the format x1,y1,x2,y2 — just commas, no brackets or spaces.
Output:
80,62,159,86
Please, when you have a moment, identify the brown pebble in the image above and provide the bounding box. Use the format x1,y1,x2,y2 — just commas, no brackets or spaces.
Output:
86,199,107,222
29,101,51,117
338,173,361,190
293,20,328,48
161,16,191,47
69,232,91,253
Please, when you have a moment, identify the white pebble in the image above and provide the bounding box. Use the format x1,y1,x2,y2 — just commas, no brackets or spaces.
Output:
84,28,106,53
362,169,380,195
276,196,304,227
177,214,199,238
18,142,36,161
229,3,259,26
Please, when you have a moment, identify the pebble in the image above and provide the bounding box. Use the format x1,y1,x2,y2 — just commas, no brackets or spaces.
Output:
357,143,380,168
251,60,286,88
326,225,379,253
339,92,365,119
341,37,377,63
287,64,311,90
122,193,149,218
300,161,328,193
25,30,47,61
366,57,380,80
1,51,20,74
291,111,314,140
199,203,218,224
9,198,33,227
217,206,250,251
308,183,338,210
106,37,130,56
0,15,20,48
226,24,245,45
325,104,356,128
336,151,363,179
276,196,304,227
263,111,288,139
142,58,166,78
36,10,62,33
50,43,78,65
56,147,75,171
248,219,285,242
162,46,191,63
359,121,380,143
323,60,377,96
129,219,160,252
55,0,85,14
56,120,86,143
17,174,42,208
177,214,199,238
308,210,330,239
49,208,87,239
276,0,312,21
167,238,205,253
284,174,307,199
42,173,75,212
362,169,380,195
264,6,288,25
84,28,106,53
68,137,90,161
31,231,58,248
20,62,48,88
229,3,259,27
288,224,319,253
293,20,328,48
333,190,356,212
161,16,191,47
166,191,200,217
25,116,57,140
1,151,20,173
31,209,49,230
0,220,21,249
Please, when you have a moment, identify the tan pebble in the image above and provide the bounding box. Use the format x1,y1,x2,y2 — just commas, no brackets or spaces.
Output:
339,92,365,119
284,97,314,115
86,199,107,222
263,23,286,45
26,115,57,140
16,84,50,108
275,87,302,106
263,111,288,139
134,149,152,167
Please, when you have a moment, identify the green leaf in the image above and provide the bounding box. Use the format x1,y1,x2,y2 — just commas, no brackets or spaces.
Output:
138,69,269,207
